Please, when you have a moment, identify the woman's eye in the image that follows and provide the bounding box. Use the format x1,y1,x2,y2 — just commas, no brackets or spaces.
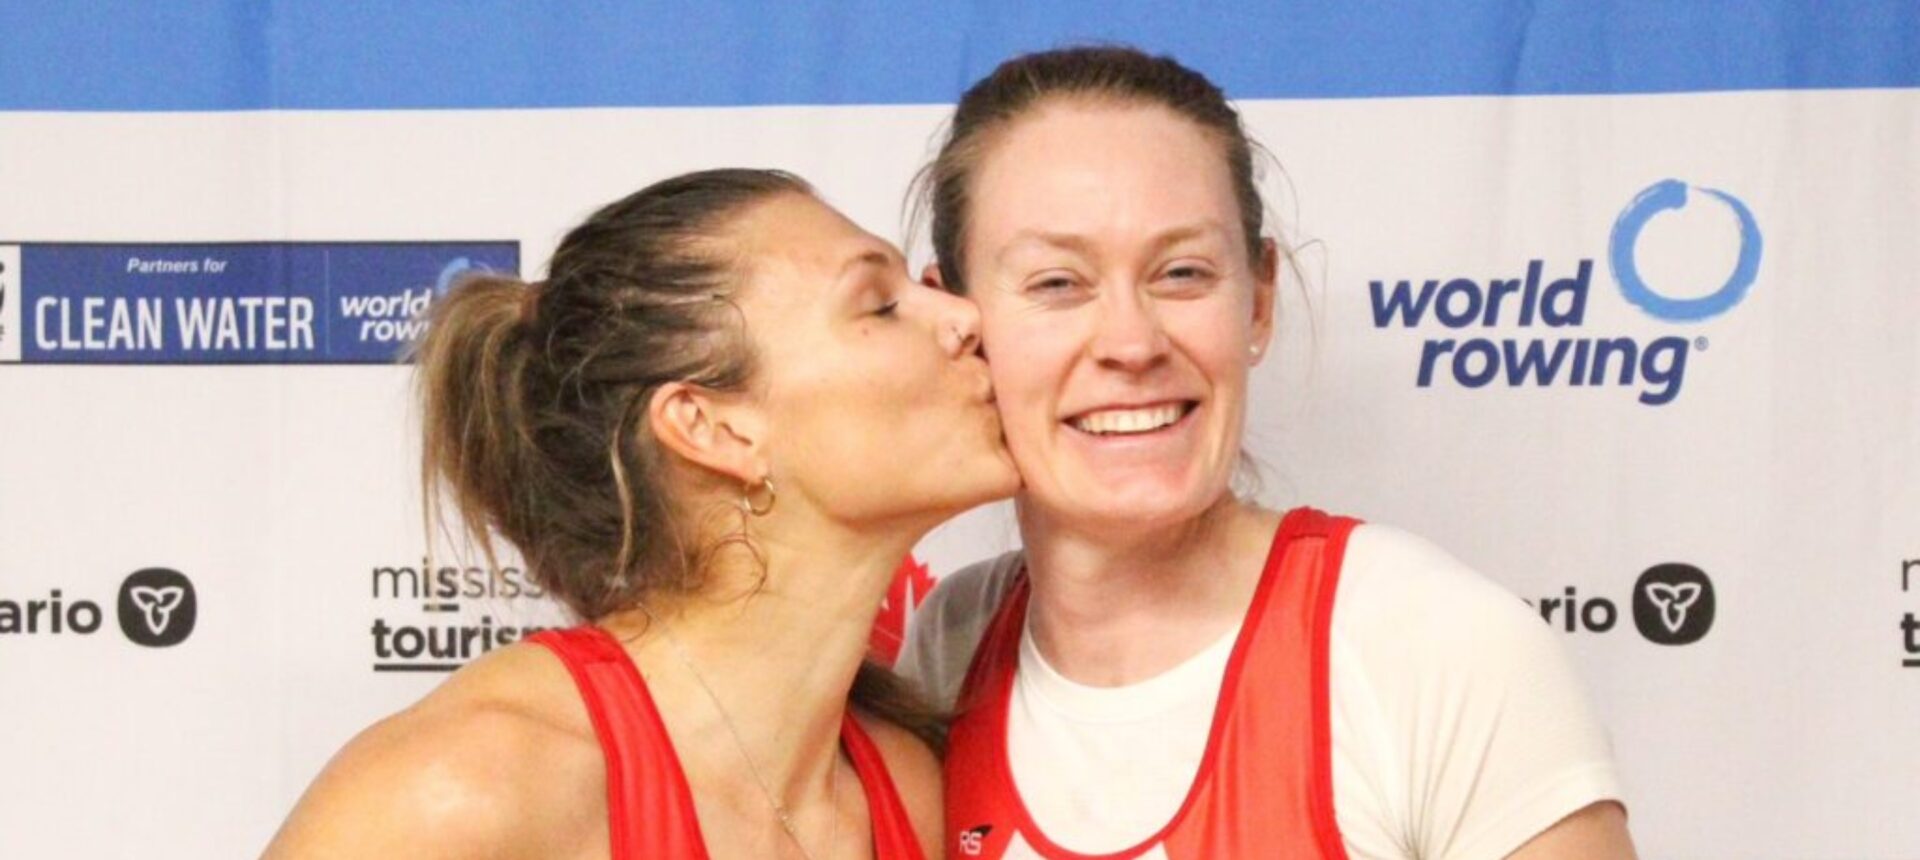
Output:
1028,274,1078,293
1154,264,1218,296
874,300,900,317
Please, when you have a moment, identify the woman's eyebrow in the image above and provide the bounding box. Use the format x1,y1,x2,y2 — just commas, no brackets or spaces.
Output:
997,220,1229,265
1142,220,1230,255
836,248,897,283
997,230,1096,264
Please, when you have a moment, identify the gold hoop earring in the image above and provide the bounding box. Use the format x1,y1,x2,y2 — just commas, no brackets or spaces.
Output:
741,476,776,517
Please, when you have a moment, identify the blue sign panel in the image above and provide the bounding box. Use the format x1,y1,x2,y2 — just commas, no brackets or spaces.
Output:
8,242,518,364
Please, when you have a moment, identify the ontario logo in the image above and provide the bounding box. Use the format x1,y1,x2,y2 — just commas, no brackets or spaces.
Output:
1631,563,1716,645
1367,179,1762,406
1,568,198,648
117,568,198,648
1529,562,1716,646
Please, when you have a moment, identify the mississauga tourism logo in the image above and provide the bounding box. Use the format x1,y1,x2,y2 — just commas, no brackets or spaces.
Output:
1367,179,1762,405
369,558,555,672
0,568,198,648
1530,563,1716,646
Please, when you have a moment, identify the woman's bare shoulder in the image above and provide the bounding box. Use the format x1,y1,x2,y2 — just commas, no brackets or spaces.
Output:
263,642,604,859
852,711,944,859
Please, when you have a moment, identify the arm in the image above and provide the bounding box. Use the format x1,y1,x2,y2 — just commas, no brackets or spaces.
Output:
262,703,583,860
1332,526,1634,860
1507,801,1635,860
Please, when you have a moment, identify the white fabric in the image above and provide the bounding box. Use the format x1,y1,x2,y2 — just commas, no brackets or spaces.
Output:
897,523,1626,860
1008,610,1240,853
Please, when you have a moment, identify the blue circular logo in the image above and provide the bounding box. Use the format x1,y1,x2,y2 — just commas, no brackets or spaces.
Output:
434,257,485,297
1608,179,1762,322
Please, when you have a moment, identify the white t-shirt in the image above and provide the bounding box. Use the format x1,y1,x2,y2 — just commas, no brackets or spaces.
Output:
896,523,1625,860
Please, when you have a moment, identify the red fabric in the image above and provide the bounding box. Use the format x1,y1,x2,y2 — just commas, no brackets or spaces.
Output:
532,625,927,860
871,556,936,664
944,507,1360,859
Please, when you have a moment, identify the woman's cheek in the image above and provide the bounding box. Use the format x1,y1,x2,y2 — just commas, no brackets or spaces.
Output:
989,359,1051,435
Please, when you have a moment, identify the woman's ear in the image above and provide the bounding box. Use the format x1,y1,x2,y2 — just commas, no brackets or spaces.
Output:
647,382,767,485
919,262,946,291
1250,238,1280,362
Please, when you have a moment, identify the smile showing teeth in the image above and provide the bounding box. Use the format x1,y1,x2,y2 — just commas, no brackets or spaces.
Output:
1070,403,1188,435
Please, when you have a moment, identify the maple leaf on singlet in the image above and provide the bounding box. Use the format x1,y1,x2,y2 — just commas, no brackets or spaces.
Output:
868,556,934,664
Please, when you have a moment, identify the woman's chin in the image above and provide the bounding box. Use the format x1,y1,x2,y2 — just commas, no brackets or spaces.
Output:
1035,476,1220,533
910,455,1023,522
990,448,1024,495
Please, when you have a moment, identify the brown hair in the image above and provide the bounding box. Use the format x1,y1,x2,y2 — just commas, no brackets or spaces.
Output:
914,45,1273,294
414,168,943,746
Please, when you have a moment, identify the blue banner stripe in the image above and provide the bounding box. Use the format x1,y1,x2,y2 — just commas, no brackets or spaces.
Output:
2,1,1916,112
11,242,519,364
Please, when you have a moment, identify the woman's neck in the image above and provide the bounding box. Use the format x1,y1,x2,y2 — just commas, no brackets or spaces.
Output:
601,509,920,810
1019,496,1281,687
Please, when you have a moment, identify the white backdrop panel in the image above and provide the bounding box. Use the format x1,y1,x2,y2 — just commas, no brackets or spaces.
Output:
0,89,1915,858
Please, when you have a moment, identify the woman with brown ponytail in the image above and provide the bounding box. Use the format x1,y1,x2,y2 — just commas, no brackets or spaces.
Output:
266,169,1018,859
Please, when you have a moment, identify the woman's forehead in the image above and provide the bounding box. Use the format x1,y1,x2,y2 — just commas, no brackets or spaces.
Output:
969,107,1240,248
730,195,900,300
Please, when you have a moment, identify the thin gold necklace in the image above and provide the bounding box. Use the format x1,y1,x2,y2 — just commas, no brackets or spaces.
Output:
634,602,842,860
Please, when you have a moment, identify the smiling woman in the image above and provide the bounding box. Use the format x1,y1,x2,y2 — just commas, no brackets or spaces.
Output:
898,47,1638,860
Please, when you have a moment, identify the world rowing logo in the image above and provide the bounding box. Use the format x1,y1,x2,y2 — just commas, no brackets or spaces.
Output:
1366,178,1763,406
1608,178,1763,322
434,257,486,298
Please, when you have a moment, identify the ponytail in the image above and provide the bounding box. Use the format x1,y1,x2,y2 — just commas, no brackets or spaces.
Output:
413,274,544,573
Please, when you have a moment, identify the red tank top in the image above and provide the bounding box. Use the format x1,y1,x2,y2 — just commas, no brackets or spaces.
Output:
944,507,1359,859
532,625,927,860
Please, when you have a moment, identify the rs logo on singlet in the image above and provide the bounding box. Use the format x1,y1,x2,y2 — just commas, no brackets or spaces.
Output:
958,825,991,856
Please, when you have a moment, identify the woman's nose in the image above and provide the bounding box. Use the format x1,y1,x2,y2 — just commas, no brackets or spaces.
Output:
937,291,984,358
1089,286,1169,371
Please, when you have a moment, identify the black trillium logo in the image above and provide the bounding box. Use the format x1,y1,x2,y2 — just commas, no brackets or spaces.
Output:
1631,563,1715,645
116,568,197,647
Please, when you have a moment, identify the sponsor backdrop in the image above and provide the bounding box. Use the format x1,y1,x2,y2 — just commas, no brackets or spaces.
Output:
1,3,1915,858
